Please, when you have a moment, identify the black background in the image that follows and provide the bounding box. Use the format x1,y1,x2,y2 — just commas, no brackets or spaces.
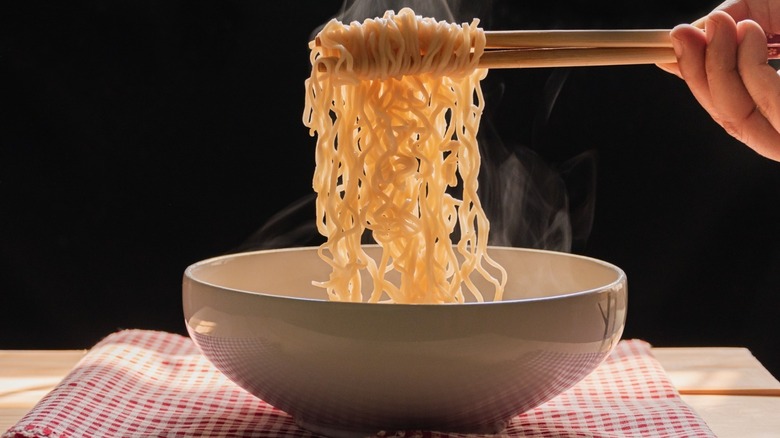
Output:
2,0,779,377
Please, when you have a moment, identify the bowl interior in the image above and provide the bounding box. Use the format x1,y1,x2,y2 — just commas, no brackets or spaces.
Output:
187,245,623,303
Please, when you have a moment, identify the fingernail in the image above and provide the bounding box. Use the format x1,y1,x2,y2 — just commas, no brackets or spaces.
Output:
705,16,717,43
671,35,683,58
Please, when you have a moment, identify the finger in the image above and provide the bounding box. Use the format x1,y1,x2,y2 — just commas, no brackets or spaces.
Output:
715,0,780,34
693,0,780,31
656,61,681,77
670,24,715,113
710,0,751,23
738,20,780,128
704,12,758,138
736,20,780,160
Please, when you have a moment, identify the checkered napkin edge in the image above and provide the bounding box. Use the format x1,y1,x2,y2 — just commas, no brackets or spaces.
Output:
3,329,716,438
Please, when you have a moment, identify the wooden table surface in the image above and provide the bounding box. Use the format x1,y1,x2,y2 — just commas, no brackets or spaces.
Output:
1,347,779,437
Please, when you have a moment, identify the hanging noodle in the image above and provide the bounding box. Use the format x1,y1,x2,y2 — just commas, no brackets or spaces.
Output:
303,8,506,303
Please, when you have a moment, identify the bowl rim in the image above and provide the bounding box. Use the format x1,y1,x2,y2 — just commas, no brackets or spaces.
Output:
183,245,626,307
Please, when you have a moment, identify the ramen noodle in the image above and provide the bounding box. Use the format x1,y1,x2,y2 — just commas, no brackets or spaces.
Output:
303,8,506,303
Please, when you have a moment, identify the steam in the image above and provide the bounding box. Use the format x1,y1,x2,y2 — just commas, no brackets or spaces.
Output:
238,0,597,254
476,71,597,253
311,0,493,37
233,194,322,252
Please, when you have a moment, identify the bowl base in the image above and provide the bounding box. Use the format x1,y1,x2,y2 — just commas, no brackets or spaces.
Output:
295,417,510,437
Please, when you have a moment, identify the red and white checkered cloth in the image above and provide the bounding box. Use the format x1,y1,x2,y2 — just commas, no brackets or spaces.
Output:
4,330,715,438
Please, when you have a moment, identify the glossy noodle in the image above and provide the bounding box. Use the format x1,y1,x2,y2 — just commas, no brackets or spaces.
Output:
303,8,506,303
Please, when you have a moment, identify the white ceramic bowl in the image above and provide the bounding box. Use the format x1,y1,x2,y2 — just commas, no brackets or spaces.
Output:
183,246,626,436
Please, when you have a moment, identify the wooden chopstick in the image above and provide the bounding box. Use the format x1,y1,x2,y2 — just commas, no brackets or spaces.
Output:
484,29,673,49
479,29,675,69
677,388,780,397
478,47,676,69
479,28,780,68
315,28,779,71
315,46,677,72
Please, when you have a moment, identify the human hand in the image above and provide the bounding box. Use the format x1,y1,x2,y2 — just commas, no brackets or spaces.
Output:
659,3,780,161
